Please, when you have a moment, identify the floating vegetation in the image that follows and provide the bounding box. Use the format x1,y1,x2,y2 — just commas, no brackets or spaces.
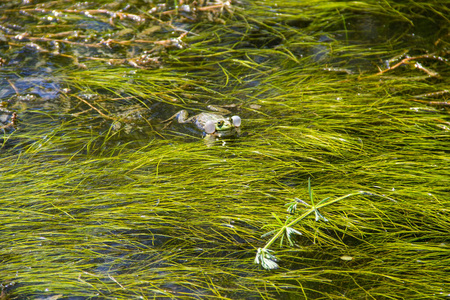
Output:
255,178,395,270
0,0,449,299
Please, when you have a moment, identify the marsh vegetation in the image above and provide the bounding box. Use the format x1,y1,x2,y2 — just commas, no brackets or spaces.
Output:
0,0,449,299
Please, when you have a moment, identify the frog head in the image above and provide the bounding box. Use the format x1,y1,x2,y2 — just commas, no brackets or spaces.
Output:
205,115,241,134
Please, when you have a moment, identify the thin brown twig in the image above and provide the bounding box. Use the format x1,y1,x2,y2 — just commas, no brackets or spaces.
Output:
74,95,118,121
160,3,231,15
408,98,450,108
7,34,104,48
375,54,446,76
71,108,93,117
7,79,20,95
412,90,449,99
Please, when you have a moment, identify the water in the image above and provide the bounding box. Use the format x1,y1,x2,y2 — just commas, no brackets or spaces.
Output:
1,0,449,299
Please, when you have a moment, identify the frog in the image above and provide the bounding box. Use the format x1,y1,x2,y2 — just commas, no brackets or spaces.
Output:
166,105,241,138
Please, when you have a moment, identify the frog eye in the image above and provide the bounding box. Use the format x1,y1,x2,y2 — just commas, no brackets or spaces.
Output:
204,120,216,134
217,120,224,128
231,115,241,127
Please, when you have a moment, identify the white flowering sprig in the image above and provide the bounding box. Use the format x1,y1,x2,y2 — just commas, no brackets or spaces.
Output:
256,178,370,270
254,248,279,270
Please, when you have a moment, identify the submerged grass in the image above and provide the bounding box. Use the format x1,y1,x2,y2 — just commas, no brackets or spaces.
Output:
1,0,450,299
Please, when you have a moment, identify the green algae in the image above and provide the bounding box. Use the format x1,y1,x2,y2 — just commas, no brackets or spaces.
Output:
0,0,449,299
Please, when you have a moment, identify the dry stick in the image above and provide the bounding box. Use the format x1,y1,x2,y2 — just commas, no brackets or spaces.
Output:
408,90,450,108
412,90,449,99
6,79,20,95
160,3,231,15
375,54,447,76
408,98,450,108
74,95,118,121
71,108,93,117
26,8,145,23
7,34,103,48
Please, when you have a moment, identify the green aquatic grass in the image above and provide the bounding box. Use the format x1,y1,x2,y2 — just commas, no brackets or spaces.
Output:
1,0,450,299
2,102,448,299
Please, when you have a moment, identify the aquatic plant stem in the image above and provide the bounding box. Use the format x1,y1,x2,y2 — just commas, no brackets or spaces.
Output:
262,191,365,252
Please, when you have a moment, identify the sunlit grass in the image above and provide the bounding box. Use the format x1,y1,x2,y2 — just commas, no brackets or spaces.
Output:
1,0,449,299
